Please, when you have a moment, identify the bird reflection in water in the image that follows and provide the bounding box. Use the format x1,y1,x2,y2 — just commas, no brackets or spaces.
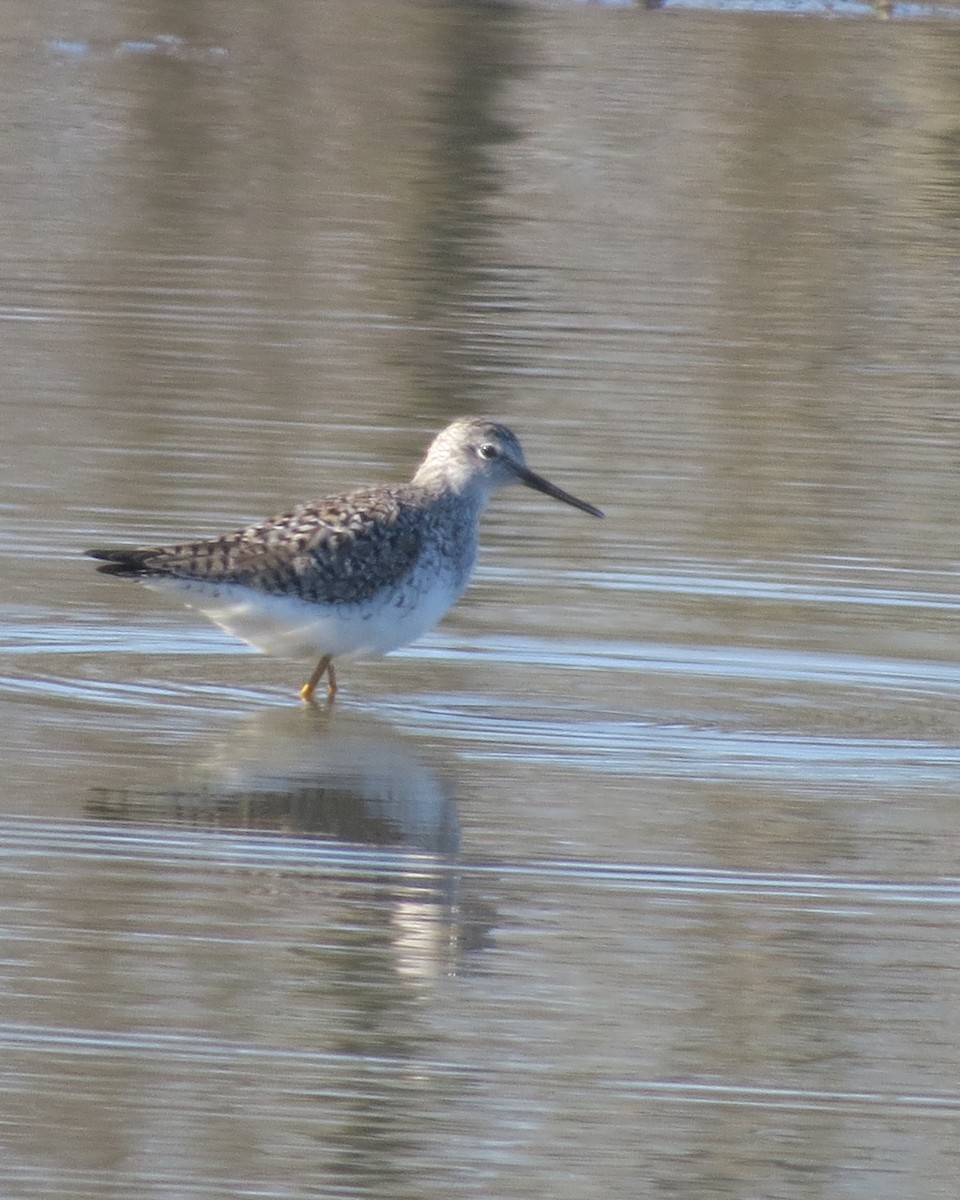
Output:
88,705,494,977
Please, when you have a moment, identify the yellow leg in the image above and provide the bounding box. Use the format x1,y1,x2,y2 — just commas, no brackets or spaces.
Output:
300,656,337,702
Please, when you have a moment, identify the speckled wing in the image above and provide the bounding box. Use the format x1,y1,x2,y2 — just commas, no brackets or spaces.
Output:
88,488,426,606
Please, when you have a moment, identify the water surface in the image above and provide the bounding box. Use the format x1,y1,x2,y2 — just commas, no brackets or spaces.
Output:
2,2,960,1196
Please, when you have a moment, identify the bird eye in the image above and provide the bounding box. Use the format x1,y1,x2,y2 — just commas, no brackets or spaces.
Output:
478,443,499,460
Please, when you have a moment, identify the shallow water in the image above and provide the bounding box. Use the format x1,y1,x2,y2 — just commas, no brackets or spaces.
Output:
3,1,960,1196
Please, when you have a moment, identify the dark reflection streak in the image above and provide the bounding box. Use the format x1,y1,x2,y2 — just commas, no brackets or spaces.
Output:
90,3,318,496
401,3,530,416
86,3,236,467
706,32,878,558
930,37,960,224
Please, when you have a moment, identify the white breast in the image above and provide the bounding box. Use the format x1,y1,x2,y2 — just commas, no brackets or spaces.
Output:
144,567,467,662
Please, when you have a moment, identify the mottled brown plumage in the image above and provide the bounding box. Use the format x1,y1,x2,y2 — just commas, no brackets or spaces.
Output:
91,487,431,606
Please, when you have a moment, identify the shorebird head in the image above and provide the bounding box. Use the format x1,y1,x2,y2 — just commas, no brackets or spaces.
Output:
413,417,604,517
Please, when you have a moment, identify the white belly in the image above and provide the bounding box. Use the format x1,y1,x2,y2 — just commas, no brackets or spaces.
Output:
144,572,464,661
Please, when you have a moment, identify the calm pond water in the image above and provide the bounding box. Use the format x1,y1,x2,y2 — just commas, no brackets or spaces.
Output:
2,1,960,1197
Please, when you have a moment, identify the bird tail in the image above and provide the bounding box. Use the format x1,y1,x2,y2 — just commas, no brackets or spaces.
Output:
86,548,158,577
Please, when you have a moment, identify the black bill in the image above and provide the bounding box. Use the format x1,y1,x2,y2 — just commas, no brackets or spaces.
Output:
512,464,604,518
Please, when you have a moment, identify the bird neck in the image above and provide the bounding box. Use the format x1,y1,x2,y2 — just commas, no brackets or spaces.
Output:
410,463,491,516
